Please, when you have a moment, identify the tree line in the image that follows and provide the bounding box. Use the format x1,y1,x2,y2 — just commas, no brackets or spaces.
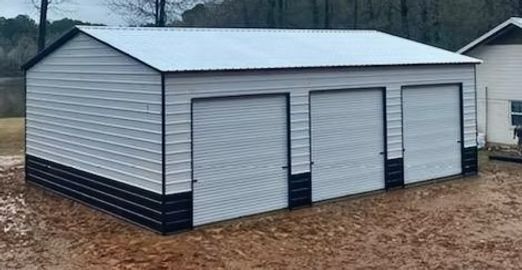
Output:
4,0,522,77
181,0,522,51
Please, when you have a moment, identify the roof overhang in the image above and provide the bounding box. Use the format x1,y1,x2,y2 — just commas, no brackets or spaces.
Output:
458,17,522,54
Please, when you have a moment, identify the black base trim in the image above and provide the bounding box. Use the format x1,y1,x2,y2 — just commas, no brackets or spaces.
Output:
289,173,312,209
462,147,478,175
26,155,192,234
164,192,192,233
385,158,404,189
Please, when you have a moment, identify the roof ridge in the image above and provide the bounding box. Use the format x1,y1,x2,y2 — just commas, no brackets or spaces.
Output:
76,25,379,34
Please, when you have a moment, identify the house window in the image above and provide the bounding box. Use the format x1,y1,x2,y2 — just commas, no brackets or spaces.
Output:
512,101,522,125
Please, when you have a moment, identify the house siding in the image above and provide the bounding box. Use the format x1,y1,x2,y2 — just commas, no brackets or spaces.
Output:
468,44,522,145
26,33,163,193
165,64,477,194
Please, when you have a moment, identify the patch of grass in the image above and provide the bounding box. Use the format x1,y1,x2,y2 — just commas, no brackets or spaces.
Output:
0,77,25,118
0,117,24,156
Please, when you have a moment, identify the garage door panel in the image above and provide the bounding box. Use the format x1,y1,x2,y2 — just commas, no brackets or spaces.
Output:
311,89,385,202
192,95,288,226
403,85,462,184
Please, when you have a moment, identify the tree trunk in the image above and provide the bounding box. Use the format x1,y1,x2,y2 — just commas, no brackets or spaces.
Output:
158,0,166,26
421,0,430,42
38,0,48,52
277,0,284,27
353,0,358,29
519,0,522,16
312,0,320,28
400,0,409,38
155,0,159,25
242,0,250,26
324,0,330,28
267,0,276,27
432,0,441,43
367,0,375,28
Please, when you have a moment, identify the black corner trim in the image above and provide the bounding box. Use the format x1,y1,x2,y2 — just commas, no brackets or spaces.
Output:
160,71,167,233
164,191,193,233
26,155,194,234
385,158,404,189
462,147,478,175
289,173,311,209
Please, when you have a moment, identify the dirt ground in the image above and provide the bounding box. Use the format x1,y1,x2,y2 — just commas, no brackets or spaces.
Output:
2,154,522,269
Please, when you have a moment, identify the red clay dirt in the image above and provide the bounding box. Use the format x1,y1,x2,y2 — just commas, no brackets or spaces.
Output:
1,154,522,269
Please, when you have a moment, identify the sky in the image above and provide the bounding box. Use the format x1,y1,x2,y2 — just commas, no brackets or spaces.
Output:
0,0,127,25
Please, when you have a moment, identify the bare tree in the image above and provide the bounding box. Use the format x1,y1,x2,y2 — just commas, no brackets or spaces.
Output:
32,0,68,51
107,0,219,26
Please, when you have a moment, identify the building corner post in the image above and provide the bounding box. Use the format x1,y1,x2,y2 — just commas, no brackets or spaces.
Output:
161,73,167,235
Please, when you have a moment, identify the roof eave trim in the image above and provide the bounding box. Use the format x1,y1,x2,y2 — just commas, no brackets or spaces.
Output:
163,61,481,74
458,18,522,54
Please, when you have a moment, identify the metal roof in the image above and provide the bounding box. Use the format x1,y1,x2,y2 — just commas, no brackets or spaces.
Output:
458,17,522,54
24,26,481,72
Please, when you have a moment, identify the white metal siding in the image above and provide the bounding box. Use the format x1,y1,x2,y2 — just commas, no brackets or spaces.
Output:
165,65,476,194
311,89,385,201
468,45,522,145
192,96,288,226
26,33,163,193
403,85,462,184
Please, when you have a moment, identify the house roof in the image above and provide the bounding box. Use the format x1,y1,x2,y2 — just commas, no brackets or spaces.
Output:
458,17,522,54
24,26,481,72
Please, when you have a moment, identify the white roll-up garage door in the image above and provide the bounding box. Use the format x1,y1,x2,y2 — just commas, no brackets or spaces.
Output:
403,85,462,184
311,89,385,202
192,95,288,226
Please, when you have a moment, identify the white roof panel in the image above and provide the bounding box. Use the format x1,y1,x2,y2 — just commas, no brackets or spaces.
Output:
75,26,479,72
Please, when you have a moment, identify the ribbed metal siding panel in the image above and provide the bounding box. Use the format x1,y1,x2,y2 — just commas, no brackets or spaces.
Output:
468,45,522,145
165,65,476,194
26,33,163,193
403,85,462,184
192,96,288,226
311,89,385,201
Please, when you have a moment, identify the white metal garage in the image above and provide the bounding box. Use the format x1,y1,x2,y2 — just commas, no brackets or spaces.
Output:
403,85,463,184
311,89,385,201
23,26,480,234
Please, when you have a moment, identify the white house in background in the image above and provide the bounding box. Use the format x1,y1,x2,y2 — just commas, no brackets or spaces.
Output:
23,26,480,234
459,17,522,145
